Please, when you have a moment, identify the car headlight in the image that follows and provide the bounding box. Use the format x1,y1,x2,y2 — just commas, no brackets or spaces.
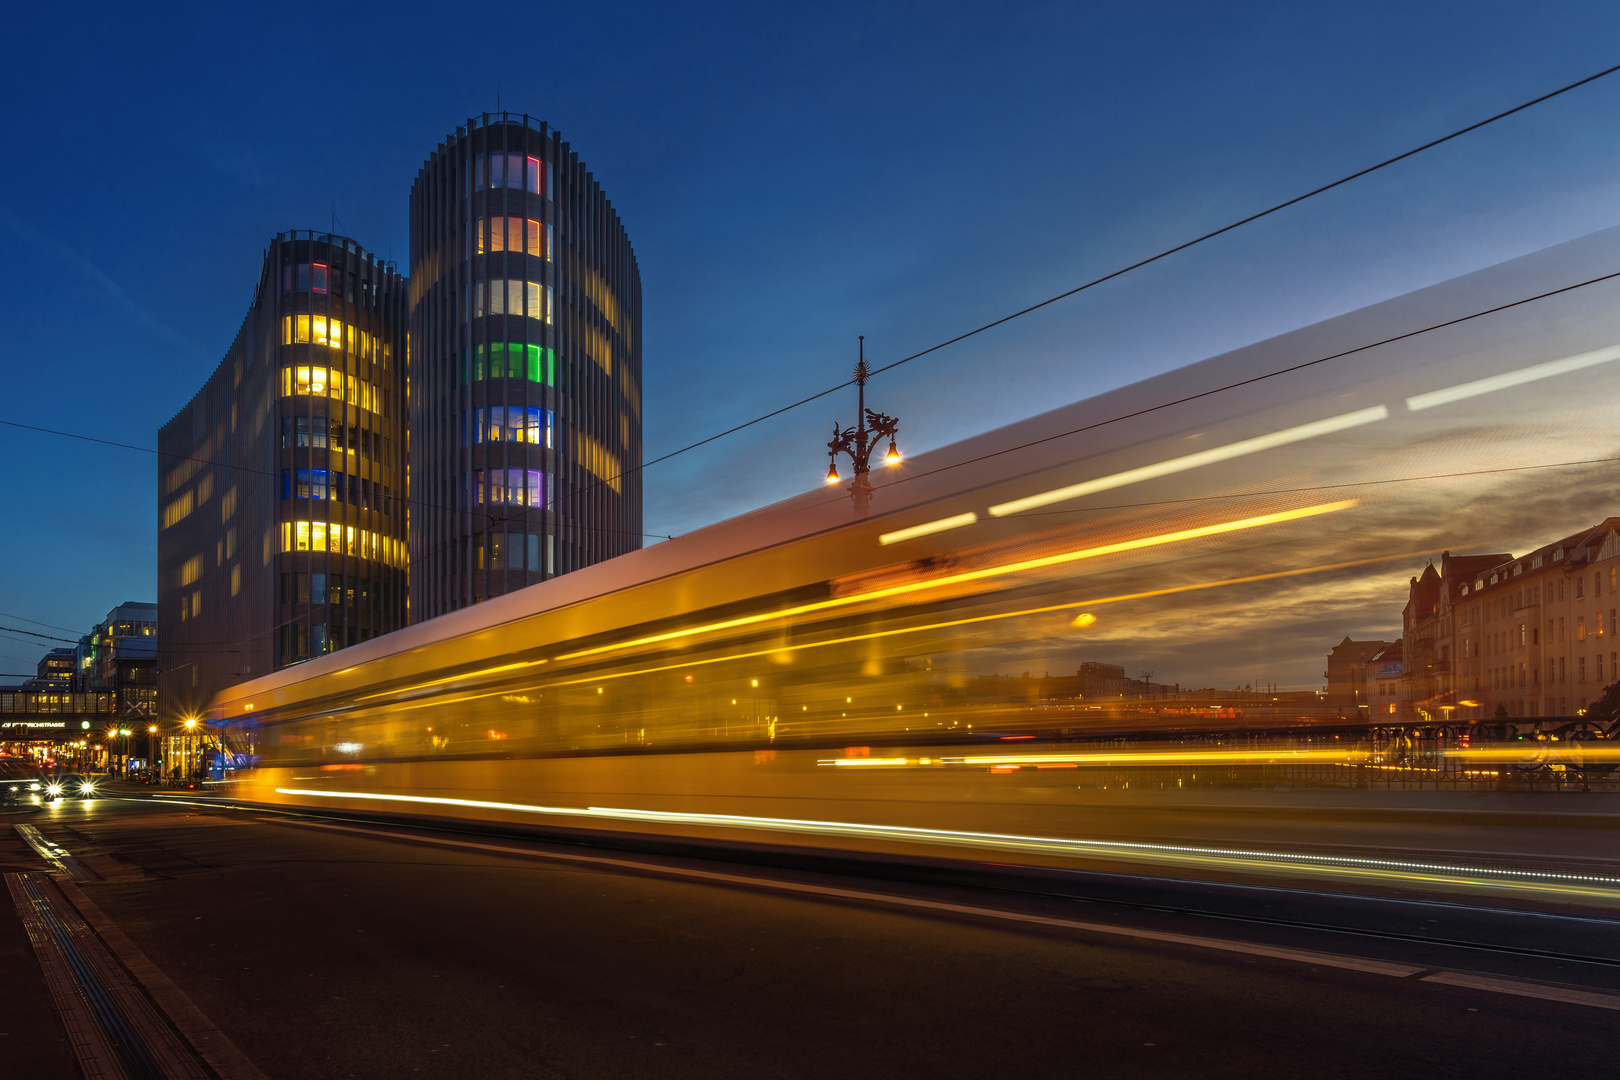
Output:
28,783,39,791
46,784,62,795
79,784,95,794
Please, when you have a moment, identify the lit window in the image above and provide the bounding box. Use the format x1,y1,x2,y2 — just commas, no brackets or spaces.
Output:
312,263,329,293
470,407,553,447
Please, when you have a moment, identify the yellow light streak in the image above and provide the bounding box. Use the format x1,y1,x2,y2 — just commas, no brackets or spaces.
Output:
357,546,1432,706
945,749,1370,766
988,409,1387,517
878,512,979,546
556,501,1358,662
1443,745,1620,762
355,659,548,702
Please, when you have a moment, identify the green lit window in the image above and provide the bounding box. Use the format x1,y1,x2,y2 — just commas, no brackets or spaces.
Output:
466,342,555,386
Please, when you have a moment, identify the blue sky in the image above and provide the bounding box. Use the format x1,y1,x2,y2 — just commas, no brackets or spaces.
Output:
2,0,1620,674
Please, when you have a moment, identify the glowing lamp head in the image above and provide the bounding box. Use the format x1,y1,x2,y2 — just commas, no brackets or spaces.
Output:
1072,612,1097,628
884,441,900,466
825,461,840,483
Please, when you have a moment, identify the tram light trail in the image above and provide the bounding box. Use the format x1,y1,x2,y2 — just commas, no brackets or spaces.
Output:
988,408,1388,517
272,788,1620,902
554,500,1357,663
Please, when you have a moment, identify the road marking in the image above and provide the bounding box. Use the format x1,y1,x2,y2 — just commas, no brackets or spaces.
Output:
1421,971,1620,1011
1404,344,1620,411
7,871,212,1078
54,876,273,1080
878,512,979,546
987,406,1388,517
14,823,97,881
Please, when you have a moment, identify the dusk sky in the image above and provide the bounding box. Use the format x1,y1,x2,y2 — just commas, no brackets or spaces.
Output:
4,1,1620,677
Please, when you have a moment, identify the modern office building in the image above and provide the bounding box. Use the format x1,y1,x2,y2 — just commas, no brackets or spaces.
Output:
157,233,409,722
158,112,645,716
79,601,158,723
32,648,77,687
408,113,643,617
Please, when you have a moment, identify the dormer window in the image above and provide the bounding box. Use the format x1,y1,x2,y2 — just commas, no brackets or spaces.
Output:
1555,548,1565,561
1513,564,1522,576
1490,573,1499,584
1532,555,1543,569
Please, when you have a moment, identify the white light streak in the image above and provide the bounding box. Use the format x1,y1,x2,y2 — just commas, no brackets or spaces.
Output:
1404,344,1620,411
878,512,979,546
273,788,1620,893
988,406,1389,517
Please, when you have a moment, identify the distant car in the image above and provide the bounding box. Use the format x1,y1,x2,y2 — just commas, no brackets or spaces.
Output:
0,760,45,804
44,773,97,800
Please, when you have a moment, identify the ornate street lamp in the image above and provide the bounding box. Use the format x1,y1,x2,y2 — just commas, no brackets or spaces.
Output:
825,336,901,513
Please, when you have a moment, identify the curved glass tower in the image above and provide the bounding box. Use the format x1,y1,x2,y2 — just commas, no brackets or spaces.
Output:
158,231,408,720
409,113,643,618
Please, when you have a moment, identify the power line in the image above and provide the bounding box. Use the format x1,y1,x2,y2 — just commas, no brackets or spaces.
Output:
576,59,1620,498
0,625,80,645
9,62,1616,530
814,266,1620,505
0,611,82,635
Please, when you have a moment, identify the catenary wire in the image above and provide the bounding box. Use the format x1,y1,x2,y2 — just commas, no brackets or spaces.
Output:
570,59,1620,498
5,65,1620,651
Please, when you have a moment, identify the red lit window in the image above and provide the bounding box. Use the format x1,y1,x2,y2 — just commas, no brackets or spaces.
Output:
526,156,541,194
312,263,329,293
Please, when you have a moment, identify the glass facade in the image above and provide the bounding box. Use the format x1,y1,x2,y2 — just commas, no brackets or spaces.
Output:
158,233,408,722
409,113,643,616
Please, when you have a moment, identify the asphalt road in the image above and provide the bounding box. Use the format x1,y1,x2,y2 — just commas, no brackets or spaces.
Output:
3,795,1618,1079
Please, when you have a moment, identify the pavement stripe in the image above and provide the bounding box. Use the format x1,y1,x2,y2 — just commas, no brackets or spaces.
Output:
55,877,273,1080
1421,971,1620,1011
6,871,209,1079
15,823,98,881
276,818,1425,977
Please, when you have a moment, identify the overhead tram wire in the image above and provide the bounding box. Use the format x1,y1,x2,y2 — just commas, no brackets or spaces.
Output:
3,275,1620,663
3,63,1618,624
0,611,83,636
0,625,81,645
801,265,1620,508
565,58,1620,501
8,62,1617,528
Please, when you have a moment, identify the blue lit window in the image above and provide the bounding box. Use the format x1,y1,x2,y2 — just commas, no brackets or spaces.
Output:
468,407,553,447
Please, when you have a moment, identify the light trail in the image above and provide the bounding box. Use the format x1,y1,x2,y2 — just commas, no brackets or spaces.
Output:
988,407,1388,517
356,659,548,702
273,788,1620,900
878,512,979,546
345,547,1430,705
555,500,1357,662
1405,343,1620,411
816,749,1374,767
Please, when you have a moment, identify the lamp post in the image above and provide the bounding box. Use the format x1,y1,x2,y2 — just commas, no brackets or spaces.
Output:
825,336,901,515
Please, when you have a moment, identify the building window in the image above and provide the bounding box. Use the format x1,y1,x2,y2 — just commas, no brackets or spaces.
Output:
469,469,549,508
480,152,544,194
474,279,552,322
477,216,551,260
466,342,555,385
468,406,553,447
